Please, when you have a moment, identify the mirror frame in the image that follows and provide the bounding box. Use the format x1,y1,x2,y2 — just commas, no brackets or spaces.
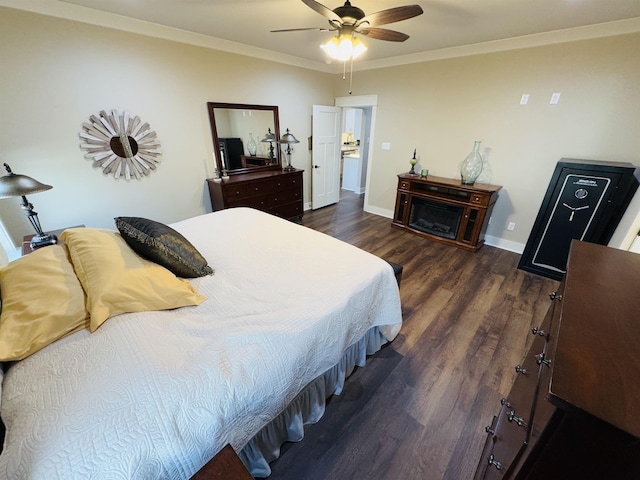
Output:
207,102,281,176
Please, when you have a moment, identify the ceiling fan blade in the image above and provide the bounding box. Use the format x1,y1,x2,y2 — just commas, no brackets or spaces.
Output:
302,0,343,24
356,5,423,28
358,28,410,42
271,27,332,33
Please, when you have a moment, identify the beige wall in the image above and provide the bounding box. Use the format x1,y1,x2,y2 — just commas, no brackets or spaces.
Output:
1,6,639,256
347,33,640,250
0,7,333,250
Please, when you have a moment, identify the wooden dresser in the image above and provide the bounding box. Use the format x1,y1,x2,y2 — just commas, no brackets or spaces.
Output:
474,240,640,479
392,174,501,251
207,168,303,220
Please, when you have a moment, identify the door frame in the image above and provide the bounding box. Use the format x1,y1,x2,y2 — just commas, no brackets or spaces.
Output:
335,95,378,213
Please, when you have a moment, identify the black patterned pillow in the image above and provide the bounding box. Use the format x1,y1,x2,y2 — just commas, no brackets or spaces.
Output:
115,217,214,278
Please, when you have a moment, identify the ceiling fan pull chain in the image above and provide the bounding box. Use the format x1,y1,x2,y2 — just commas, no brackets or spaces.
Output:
348,57,354,95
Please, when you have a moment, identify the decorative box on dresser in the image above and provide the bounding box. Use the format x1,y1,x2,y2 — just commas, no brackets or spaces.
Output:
474,240,640,480
207,168,303,220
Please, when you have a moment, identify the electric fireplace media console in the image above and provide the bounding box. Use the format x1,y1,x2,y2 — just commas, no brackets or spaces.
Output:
392,173,502,251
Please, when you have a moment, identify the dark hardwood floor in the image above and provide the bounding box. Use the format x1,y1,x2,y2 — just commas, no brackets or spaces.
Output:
267,191,559,480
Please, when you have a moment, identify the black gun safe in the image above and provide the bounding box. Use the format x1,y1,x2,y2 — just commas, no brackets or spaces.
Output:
518,159,639,280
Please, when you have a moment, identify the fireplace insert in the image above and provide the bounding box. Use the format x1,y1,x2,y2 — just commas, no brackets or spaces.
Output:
408,197,464,241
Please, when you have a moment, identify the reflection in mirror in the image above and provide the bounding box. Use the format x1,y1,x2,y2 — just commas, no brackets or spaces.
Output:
207,103,280,176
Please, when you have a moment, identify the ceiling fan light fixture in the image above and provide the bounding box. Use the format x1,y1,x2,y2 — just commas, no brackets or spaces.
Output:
321,33,367,62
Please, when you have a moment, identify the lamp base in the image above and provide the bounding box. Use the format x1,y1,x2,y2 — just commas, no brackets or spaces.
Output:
283,164,296,171
30,233,58,250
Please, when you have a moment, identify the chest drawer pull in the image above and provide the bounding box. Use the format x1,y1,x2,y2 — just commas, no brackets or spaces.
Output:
535,353,552,367
507,410,527,427
515,365,527,375
531,327,546,336
485,425,496,435
488,454,503,470
500,398,512,408
549,292,563,301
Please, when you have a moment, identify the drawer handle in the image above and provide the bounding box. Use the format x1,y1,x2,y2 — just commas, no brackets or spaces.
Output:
507,410,527,428
485,425,496,435
549,292,563,301
500,398,511,408
515,365,527,375
531,327,546,336
488,454,503,471
535,353,552,367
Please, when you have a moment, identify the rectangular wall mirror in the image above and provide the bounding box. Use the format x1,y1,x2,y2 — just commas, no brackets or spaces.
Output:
207,102,281,175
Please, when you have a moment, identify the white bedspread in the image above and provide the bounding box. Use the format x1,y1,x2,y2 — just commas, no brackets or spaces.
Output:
0,208,402,479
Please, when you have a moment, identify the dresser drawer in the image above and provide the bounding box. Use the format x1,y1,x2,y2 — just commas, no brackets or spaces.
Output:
286,173,302,190
224,183,250,200
272,188,301,205
246,179,279,196
238,194,270,210
478,401,527,478
474,416,498,480
270,201,303,220
398,179,411,190
470,193,489,206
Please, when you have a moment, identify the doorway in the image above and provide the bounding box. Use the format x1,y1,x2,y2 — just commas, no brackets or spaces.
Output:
340,106,371,196
311,95,378,211
336,95,377,212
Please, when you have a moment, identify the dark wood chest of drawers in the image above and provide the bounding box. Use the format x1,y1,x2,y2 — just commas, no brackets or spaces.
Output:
207,169,303,220
475,240,640,479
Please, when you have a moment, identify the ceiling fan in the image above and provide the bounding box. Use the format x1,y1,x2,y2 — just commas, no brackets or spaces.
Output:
272,0,424,46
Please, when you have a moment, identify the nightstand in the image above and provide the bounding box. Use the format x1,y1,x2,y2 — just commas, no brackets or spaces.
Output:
22,225,84,256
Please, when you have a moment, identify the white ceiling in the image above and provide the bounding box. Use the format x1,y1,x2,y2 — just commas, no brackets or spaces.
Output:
53,0,640,67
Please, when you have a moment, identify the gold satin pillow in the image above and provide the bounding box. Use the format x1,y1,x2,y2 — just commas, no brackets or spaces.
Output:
60,228,206,332
0,245,89,361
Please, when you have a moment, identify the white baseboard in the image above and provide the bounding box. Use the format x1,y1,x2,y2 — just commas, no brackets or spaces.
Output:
320,201,525,254
484,235,525,254
364,205,393,218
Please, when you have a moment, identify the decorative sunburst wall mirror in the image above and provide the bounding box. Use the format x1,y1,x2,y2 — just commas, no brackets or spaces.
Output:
79,110,161,180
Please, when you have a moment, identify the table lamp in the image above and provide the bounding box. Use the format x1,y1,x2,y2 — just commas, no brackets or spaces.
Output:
279,128,299,172
261,128,277,162
0,163,57,249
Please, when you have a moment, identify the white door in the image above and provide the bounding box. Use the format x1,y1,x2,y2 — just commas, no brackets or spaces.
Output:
311,105,341,209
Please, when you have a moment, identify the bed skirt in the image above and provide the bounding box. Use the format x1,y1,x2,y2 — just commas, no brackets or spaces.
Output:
238,326,389,477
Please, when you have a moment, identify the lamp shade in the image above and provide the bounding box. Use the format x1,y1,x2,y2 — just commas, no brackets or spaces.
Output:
279,128,300,145
261,128,277,143
0,164,53,199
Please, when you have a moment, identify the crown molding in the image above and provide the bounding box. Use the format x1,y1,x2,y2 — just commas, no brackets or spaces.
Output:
353,17,640,72
2,1,639,74
0,0,336,73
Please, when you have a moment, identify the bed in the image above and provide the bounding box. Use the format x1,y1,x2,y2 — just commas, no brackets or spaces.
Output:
0,207,402,479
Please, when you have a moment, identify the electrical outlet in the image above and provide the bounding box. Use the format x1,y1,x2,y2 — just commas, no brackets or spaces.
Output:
381,142,391,150
520,94,529,105
507,222,516,231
